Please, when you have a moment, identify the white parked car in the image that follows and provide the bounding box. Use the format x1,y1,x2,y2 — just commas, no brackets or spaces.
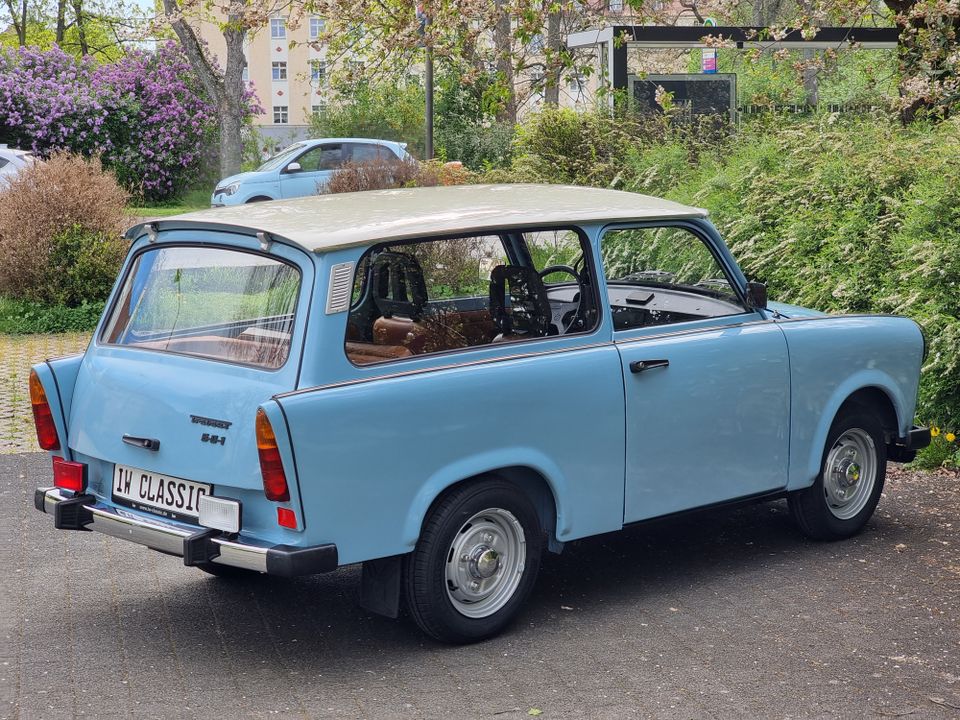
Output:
0,145,36,186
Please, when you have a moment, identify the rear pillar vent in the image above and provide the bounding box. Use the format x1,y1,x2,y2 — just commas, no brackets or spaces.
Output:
325,262,355,314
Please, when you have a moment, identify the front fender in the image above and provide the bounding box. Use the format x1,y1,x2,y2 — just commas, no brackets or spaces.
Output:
797,371,907,489
400,448,570,551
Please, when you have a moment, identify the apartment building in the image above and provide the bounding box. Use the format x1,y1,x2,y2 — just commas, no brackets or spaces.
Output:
196,12,331,145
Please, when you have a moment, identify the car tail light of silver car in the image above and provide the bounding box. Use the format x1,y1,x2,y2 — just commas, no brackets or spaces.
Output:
256,408,290,503
29,369,60,451
52,455,86,493
198,494,242,534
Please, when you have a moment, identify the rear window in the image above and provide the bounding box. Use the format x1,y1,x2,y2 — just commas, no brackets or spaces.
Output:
101,246,300,369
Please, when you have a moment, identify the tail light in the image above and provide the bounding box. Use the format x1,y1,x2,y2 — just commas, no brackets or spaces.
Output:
53,455,86,493
29,369,60,451
256,408,290,502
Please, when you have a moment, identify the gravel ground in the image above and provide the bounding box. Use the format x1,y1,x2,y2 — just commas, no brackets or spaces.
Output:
2,453,958,720
0,334,90,454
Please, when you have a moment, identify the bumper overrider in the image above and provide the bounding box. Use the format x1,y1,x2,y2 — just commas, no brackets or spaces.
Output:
35,487,338,577
889,425,932,463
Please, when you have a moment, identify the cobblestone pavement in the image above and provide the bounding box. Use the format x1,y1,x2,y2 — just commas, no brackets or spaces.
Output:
0,334,90,454
2,453,958,720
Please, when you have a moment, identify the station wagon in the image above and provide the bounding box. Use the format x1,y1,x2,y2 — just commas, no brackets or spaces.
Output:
31,184,929,643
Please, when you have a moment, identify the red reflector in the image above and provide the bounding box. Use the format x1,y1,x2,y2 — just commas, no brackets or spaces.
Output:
256,409,290,502
29,370,60,451
277,507,297,529
53,456,86,493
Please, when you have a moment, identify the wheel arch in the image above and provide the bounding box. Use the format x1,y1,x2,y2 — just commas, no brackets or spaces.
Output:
403,455,567,555
796,376,904,490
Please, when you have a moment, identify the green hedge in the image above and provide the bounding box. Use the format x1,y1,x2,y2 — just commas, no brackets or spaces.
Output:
490,109,960,465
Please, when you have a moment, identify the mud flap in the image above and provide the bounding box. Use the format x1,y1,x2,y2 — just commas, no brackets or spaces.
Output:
360,555,403,618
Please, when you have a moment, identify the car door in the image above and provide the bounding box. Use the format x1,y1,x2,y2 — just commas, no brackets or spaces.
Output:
602,223,791,523
279,144,342,198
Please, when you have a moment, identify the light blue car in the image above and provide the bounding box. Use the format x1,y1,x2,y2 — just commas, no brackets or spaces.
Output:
211,138,410,206
31,185,929,644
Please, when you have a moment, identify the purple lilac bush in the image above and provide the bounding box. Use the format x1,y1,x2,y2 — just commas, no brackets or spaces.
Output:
0,42,242,201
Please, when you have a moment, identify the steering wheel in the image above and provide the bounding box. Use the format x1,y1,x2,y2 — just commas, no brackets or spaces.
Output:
539,265,585,335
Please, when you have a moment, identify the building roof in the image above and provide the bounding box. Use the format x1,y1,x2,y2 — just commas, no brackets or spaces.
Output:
134,184,708,253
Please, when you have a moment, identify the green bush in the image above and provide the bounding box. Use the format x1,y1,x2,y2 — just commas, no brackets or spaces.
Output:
0,152,128,306
495,110,960,462
0,296,104,333
310,82,426,157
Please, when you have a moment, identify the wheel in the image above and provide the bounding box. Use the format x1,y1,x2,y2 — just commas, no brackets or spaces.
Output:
403,480,543,644
246,196,272,203
195,561,258,579
789,408,887,540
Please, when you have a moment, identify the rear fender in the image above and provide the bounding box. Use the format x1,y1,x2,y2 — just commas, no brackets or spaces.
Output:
31,354,84,459
400,448,569,550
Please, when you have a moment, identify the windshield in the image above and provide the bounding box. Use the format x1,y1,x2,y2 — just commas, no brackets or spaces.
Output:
256,143,306,172
101,246,301,369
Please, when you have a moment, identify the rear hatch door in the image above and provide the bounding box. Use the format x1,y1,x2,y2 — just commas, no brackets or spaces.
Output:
68,233,313,518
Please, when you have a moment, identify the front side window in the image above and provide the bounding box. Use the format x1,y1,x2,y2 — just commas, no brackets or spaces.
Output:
601,226,745,332
102,247,300,369
344,229,597,365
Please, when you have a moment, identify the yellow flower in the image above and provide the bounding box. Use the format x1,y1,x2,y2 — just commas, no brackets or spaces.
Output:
947,432,956,443
931,426,940,437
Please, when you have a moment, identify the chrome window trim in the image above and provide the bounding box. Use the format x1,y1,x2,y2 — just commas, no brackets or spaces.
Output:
612,318,773,346
277,340,613,398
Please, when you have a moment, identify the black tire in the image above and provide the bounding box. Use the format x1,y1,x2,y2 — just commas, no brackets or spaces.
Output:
246,196,272,203
403,480,543,644
789,408,887,540
195,561,258,579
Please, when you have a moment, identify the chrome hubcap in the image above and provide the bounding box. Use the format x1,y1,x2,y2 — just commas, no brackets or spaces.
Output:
445,508,526,619
823,428,877,520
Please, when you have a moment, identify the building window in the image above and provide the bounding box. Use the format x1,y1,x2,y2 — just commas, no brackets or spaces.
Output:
528,34,545,54
568,72,585,93
608,0,623,10
272,61,287,81
347,60,364,75
241,65,249,82
310,60,327,86
311,104,326,115
270,18,286,39
310,17,325,39
273,106,288,124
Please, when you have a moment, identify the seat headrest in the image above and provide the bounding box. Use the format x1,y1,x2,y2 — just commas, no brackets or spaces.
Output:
371,251,428,320
489,265,551,337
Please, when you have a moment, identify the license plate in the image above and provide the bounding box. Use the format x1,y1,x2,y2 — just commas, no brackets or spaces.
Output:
112,464,212,522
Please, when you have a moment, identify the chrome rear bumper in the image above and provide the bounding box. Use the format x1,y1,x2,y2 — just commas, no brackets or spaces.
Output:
35,487,337,576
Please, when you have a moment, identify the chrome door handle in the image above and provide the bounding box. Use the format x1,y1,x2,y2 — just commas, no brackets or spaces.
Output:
122,435,161,451
629,359,669,374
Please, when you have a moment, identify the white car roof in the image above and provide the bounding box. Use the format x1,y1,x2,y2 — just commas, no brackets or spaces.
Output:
133,184,708,253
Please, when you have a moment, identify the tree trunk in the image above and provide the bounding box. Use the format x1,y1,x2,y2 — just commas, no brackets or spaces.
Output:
4,0,27,45
494,0,516,123
220,9,246,177
161,0,247,177
71,0,88,55
56,0,67,43
544,9,560,106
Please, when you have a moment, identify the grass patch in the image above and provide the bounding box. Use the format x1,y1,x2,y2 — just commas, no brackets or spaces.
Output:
126,188,212,218
0,296,103,334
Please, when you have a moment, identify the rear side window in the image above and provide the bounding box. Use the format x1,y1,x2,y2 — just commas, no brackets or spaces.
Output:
344,228,597,366
102,246,300,369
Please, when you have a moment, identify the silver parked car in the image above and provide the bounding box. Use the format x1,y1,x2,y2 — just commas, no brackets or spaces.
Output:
0,144,36,187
